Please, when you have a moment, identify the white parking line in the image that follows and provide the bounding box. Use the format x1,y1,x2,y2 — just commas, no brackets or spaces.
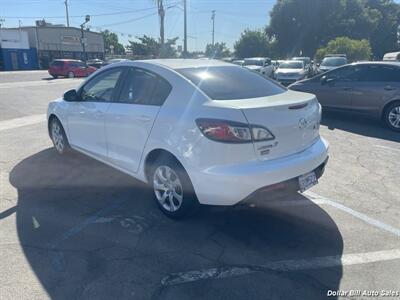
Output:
0,79,82,89
162,191,400,286
305,191,400,237
161,248,400,286
0,114,46,131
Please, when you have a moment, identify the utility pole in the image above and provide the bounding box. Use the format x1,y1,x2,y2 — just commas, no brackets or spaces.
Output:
211,10,215,46
64,0,70,27
183,0,187,57
157,0,165,46
397,25,400,48
80,15,90,66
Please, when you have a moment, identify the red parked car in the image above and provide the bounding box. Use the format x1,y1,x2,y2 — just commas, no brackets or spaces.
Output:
48,59,97,78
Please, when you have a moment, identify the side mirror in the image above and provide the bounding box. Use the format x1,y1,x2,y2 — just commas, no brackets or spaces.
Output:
63,89,78,101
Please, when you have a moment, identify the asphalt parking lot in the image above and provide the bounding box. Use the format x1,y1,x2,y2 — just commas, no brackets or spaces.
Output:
0,71,399,300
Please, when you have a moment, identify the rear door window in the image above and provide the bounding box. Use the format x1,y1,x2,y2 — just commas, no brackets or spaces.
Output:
51,61,64,67
118,68,172,106
361,65,400,82
176,66,285,100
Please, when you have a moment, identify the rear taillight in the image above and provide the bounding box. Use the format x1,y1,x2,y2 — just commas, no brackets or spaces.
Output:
196,118,274,143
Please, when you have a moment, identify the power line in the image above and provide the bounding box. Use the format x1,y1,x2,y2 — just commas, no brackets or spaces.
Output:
96,12,158,27
0,6,158,19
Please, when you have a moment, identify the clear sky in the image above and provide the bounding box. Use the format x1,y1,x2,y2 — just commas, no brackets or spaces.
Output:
0,0,275,52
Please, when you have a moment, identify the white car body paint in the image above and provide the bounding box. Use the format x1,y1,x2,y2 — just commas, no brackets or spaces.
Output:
47,59,329,206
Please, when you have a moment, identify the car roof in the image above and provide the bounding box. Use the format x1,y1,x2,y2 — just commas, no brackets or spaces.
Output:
53,59,81,62
280,60,304,64
136,58,232,70
351,61,400,67
244,57,270,60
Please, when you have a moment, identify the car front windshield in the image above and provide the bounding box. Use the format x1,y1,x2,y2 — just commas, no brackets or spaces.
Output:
279,61,303,69
176,66,285,100
321,57,347,66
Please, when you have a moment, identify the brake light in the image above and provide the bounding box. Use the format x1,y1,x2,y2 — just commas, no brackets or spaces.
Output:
196,118,274,143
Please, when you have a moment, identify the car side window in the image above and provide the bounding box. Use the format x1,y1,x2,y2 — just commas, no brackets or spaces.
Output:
118,68,172,106
361,65,400,82
75,62,85,68
326,66,365,82
80,68,123,102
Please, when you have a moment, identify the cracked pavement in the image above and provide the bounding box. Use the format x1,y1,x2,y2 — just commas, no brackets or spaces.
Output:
0,71,399,299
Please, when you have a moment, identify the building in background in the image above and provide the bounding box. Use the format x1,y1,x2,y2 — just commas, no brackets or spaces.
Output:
0,28,38,71
22,21,105,69
1,21,105,70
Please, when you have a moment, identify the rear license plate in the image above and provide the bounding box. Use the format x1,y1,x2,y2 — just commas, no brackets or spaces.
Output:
298,171,318,192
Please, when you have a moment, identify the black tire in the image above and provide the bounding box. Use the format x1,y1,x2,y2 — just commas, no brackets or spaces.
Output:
150,157,199,219
383,102,400,132
49,118,70,154
51,74,58,79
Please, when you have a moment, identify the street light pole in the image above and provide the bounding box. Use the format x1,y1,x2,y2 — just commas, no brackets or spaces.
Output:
64,0,70,27
80,15,90,66
211,10,215,46
183,0,187,57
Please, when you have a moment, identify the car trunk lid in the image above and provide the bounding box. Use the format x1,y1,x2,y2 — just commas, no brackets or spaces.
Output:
210,90,321,161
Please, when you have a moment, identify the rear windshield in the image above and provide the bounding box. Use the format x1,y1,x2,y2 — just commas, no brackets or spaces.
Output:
321,57,347,66
176,66,285,100
279,61,304,69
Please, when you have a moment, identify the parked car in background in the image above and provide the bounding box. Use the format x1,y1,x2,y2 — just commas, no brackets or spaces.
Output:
289,62,400,131
316,55,348,74
274,60,307,85
87,59,104,69
47,59,329,218
271,60,280,71
243,57,274,77
383,52,400,62
48,59,97,78
292,56,313,76
232,59,244,66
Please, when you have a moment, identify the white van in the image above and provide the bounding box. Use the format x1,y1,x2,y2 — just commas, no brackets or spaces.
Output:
383,52,400,61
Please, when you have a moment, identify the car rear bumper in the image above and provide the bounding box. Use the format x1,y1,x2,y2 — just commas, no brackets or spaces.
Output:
190,137,329,206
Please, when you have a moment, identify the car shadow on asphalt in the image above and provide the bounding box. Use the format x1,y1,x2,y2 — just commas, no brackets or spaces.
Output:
321,110,400,143
9,148,343,300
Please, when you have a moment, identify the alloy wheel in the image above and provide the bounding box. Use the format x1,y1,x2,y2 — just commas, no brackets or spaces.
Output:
51,121,65,153
153,166,183,212
388,105,400,129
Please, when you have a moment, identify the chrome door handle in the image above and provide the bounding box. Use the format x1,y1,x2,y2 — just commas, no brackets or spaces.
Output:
342,87,352,91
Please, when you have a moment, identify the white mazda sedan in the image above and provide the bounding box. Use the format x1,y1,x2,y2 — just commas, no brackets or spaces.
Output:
47,59,329,218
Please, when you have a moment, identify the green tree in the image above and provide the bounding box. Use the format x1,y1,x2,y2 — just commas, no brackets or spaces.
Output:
266,0,382,58
364,0,400,59
127,35,178,58
205,42,231,58
315,37,372,62
234,30,272,58
101,30,125,55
